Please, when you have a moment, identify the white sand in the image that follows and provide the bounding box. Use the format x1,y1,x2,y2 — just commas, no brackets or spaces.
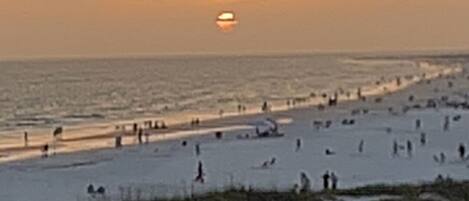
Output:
0,62,468,201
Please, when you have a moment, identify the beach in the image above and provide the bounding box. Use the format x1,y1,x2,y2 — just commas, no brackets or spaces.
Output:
0,55,468,201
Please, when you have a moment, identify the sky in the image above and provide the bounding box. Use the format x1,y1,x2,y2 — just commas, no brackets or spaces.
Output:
1,0,469,58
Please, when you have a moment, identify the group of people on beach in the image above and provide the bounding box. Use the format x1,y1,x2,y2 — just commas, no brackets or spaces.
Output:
322,171,339,190
115,120,169,148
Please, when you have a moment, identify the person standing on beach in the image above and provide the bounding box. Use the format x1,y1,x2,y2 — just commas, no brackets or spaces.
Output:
415,119,422,130
357,87,362,100
458,143,466,160
407,140,413,157
24,131,29,147
358,139,364,153
195,143,201,156
420,133,427,146
296,138,302,152
299,172,311,193
322,171,330,190
115,135,122,148
42,144,49,158
331,172,338,190
133,123,138,133
393,140,399,157
443,116,450,131
261,101,271,112
153,121,159,129
440,152,446,164
161,121,167,129
137,128,143,145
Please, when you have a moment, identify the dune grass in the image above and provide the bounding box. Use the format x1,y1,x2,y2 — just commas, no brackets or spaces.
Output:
130,178,469,201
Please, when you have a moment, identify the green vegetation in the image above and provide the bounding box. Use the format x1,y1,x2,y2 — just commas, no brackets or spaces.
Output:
113,179,469,201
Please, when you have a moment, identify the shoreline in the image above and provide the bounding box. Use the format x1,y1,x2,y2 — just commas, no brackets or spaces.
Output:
0,61,462,163
0,58,468,201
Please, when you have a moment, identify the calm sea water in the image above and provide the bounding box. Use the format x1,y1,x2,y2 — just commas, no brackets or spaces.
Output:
0,53,441,133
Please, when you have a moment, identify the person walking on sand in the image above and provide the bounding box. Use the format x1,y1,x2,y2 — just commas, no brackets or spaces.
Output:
194,161,205,183
331,172,338,190
458,143,466,160
322,171,330,190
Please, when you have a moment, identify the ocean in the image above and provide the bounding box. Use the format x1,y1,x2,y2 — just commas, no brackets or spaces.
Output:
0,53,449,135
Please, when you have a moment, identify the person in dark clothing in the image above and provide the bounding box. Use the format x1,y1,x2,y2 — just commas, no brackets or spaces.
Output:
325,149,335,155
420,133,427,146
154,121,160,129
96,186,106,195
87,184,95,195
415,119,421,130
161,121,168,129
358,139,364,153
137,128,143,144
264,101,268,112
195,143,201,156
441,152,446,163
42,144,49,158
458,143,466,160
407,140,413,157
357,87,362,99
115,135,122,148
194,161,205,183
24,131,29,147
299,172,311,193
392,140,399,157
296,139,302,152
133,123,138,133
322,171,330,190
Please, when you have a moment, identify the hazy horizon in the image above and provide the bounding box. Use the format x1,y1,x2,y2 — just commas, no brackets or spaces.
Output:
1,0,469,58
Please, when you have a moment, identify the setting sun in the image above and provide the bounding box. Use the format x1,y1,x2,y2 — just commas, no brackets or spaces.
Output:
216,11,238,32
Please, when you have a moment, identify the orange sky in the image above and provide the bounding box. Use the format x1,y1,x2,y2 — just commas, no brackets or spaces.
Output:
1,0,469,58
